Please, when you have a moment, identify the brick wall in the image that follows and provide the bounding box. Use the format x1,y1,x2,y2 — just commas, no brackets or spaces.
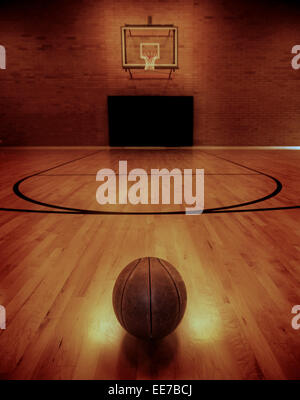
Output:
0,0,299,146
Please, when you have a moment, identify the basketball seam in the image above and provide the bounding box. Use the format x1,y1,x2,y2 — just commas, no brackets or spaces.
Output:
148,257,153,338
120,258,141,332
157,258,182,329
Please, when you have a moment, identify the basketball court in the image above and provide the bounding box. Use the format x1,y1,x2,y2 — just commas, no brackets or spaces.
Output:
0,0,300,382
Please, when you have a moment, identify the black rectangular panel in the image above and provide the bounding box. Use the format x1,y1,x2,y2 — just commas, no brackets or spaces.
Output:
108,96,193,146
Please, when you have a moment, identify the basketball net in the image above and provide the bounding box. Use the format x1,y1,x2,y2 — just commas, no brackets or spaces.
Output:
143,50,158,71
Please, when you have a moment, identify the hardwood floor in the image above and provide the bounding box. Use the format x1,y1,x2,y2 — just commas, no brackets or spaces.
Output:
0,148,299,379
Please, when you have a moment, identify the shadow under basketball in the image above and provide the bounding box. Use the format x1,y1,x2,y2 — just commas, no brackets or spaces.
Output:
117,332,179,379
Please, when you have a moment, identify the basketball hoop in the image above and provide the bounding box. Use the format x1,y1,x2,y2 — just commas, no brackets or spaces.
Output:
140,43,160,71
143,50,159,70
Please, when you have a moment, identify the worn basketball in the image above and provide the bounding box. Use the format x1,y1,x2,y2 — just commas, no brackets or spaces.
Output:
113,257,187,340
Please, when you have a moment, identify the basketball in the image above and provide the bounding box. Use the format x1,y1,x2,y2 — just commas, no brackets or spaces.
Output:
113,257,187,340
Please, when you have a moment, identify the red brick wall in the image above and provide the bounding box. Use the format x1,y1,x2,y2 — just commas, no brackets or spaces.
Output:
0,0,299,146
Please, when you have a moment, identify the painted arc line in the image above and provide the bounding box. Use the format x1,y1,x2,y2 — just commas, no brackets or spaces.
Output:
12,166,282,215
0,149,298,215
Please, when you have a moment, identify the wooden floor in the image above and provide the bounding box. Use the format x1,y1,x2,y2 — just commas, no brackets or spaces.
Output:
0,148,299,380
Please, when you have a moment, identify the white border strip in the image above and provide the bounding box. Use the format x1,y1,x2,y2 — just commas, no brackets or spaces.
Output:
1,146,300,150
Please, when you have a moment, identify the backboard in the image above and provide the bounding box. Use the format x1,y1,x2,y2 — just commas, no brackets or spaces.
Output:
121,25,178,70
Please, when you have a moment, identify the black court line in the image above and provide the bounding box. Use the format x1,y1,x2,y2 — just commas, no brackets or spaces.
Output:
39,173,260,176
0,150,299,215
